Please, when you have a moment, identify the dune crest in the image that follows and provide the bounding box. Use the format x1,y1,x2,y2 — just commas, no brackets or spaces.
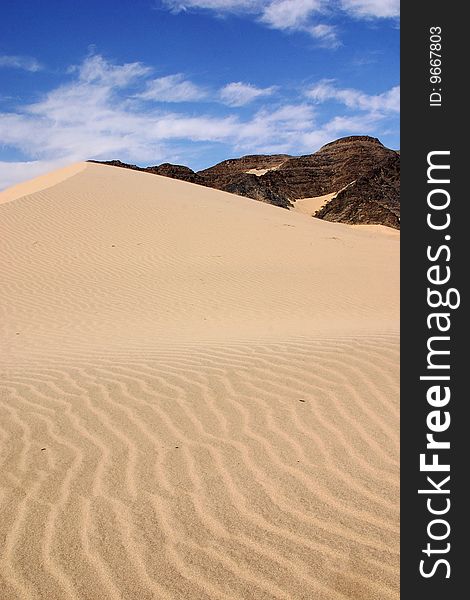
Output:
0,162,87,205
0,162,399,599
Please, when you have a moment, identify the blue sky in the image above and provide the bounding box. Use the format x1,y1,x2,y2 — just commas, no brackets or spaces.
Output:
0,0,399,189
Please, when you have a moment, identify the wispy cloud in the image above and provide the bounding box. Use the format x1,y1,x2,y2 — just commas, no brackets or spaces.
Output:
260,0,339,47
70,53,151,86
0,62,298,165
138,74,208,102
0,54,398,189
260,0,323,29
164,0,263,13
219,82,276,106
306,24,339,47
163,0,399,18
0,55,43,72
341,0,399,19
161,0,398,45
163,0,337,45
305,80,400,113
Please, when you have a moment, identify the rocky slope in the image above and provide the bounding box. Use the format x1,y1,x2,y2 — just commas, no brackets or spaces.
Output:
89,136,400,228
315,152,400,228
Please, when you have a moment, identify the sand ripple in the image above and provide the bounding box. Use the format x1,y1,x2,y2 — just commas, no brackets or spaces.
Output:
0,164,399,599
0,338,398,599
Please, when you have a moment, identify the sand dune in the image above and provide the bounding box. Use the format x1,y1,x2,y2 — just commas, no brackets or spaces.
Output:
0,163,399,599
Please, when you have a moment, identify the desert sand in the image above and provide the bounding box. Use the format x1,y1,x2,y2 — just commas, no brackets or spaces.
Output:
0,162,399,599
292,193,338,217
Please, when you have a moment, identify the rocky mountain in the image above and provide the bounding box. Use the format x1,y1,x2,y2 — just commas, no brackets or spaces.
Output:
89,136,400,228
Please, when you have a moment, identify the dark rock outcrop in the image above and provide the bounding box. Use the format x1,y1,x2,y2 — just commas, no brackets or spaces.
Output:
199,154,291,178
89,135,400,228
272,136,396,198
197,154,294,208
145,163,205,185
315,152,400,227
218,172,296,209
89,159,142,171
194,136,400,223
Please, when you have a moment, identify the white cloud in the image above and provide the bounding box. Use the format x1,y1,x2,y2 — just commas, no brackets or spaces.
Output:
0,55,43,72
306,80,400,113
166,0,261,11
138,74,207,102
71,54,151,86
234,104,315,146
0,54,398,189
162,0,398,44
260,1,339,47
340,0,399,19
261,0,323,30
219,82,276,106
306,24,340,48
164,0,399,19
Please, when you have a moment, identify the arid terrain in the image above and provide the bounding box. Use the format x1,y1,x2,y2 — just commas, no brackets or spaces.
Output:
0,162,399,599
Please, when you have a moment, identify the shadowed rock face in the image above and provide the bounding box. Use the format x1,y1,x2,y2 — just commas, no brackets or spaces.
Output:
196,154,295,208
275,136,397,198
199,154,291,177
88,159,142,171
145,163,206,185
315,152,400,227
217,172,297,209
89,135,400,228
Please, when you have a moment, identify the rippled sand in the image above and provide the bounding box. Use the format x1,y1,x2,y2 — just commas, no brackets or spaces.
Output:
0,163,399,599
